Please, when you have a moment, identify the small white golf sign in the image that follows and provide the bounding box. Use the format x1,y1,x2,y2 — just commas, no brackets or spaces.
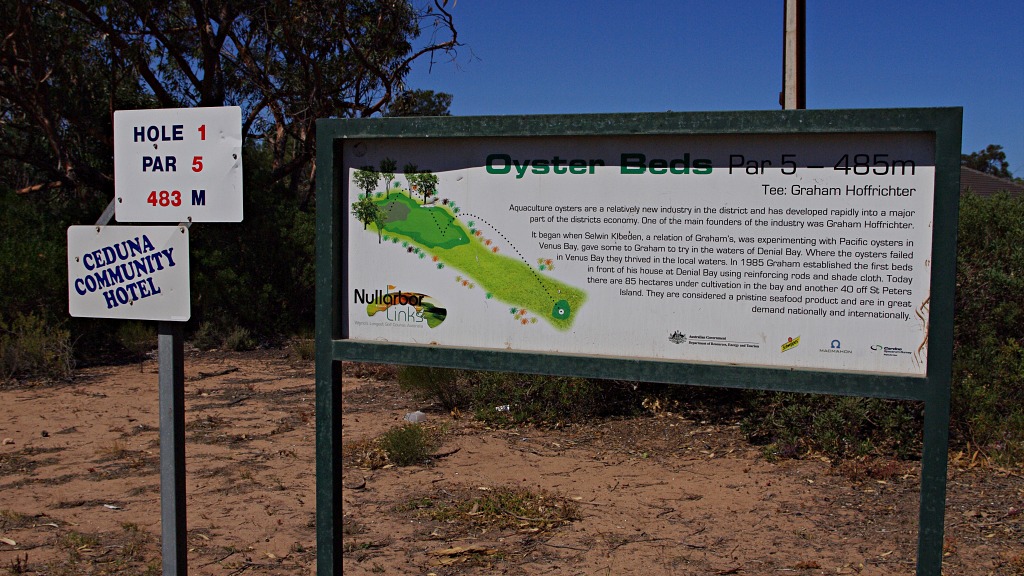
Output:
114,106,243,223
68,225,190,321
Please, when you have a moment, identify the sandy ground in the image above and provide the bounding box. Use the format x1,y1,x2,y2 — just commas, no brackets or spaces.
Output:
1,351,1022,575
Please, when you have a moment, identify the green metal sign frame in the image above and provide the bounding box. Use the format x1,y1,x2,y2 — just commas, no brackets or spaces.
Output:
316,107,962,575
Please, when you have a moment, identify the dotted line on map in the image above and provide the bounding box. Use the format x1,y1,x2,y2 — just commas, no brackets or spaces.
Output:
460,212,555,302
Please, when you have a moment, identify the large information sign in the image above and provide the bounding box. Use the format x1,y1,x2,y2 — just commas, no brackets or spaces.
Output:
317,109,962,576
114,106,243,223
343,132,933,376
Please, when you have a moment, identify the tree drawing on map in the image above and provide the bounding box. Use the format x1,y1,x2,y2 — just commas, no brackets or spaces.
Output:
352,160,586,330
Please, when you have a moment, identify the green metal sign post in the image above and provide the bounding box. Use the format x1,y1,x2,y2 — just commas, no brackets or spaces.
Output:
316,108,962,575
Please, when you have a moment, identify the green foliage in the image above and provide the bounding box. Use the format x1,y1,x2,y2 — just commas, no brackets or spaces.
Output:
116,322,155,353
0,1,461,370
740,392,921,460
378,158,397,195
385,89,453,117
351,194,385,243
353,168,381,199
470,372,638,427
378,424,437,466
188,144,316,342
398,366,466,411
223,327,256,352
951,192,1024,462
736,193,1024,464
396,367,643,427
116,322,156,371
191,322,222,351
961,144,1013,179
0,313,75,382
289,337,315,361
343,2,460,117
417,171,439,203
0,189,76,318
2,1,461,207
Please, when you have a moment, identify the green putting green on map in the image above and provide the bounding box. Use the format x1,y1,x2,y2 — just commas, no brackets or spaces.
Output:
361,192,586,330
379,194,470,249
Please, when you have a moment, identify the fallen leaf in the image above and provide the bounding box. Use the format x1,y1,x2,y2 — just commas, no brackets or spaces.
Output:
0,537,16,546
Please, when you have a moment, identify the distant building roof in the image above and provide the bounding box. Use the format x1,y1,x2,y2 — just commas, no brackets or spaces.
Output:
960,166,1024,197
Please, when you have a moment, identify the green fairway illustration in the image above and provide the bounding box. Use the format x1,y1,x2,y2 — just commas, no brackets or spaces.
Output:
353,185,586,330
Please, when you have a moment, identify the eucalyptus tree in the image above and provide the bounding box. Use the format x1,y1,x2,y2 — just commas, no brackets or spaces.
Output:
1,0,461,206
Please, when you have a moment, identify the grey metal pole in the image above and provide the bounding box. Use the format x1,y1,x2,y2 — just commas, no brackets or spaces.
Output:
158,321,187,575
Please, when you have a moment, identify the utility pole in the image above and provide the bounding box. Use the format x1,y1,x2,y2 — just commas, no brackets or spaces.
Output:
781,0,806,109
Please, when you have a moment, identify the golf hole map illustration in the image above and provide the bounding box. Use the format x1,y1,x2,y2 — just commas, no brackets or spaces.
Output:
344,134,936,376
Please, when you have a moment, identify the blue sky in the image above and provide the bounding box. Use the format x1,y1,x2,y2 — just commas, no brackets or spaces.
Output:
406,1,1024,172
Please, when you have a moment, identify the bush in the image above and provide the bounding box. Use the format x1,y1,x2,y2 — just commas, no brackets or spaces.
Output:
191,322,223,351
397,366,466,411
223,326,256,351
0,313,74,382
952,192,1024,463
187,145,316,342
116,321,156,371
379,423,437,466
741,392,922,460
396,366,644,426
469,371,639,427
289,337,315,361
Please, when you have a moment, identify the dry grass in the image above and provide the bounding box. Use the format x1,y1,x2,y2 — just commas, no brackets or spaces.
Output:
399,485,581,537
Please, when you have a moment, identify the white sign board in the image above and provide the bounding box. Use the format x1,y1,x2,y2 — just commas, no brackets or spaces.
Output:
68,225,190,321
114,106,243,223
344,133,935,376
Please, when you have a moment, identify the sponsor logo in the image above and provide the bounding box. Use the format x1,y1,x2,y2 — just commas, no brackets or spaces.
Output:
781,336,800,352
354,284,447,328
681,334,760,349
819,339,852,354
870,344,912,357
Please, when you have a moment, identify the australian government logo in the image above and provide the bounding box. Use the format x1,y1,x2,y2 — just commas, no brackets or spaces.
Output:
354,284,447,328
819,339,853,354
670,332,759,349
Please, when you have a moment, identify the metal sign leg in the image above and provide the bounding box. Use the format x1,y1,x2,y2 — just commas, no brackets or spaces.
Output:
158,321,187,575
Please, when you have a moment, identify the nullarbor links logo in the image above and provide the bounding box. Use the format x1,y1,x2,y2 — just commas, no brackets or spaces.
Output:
354,284,447,328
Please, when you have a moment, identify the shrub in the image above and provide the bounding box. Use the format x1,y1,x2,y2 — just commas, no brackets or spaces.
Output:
289,337,315,361
952,192,1024,463
741,392,922,460
379,424,437,466
116,321,156,371
0,313,74,382
397,365,466,411
191,322,222,351
469,371,640,427
223,326,256,351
